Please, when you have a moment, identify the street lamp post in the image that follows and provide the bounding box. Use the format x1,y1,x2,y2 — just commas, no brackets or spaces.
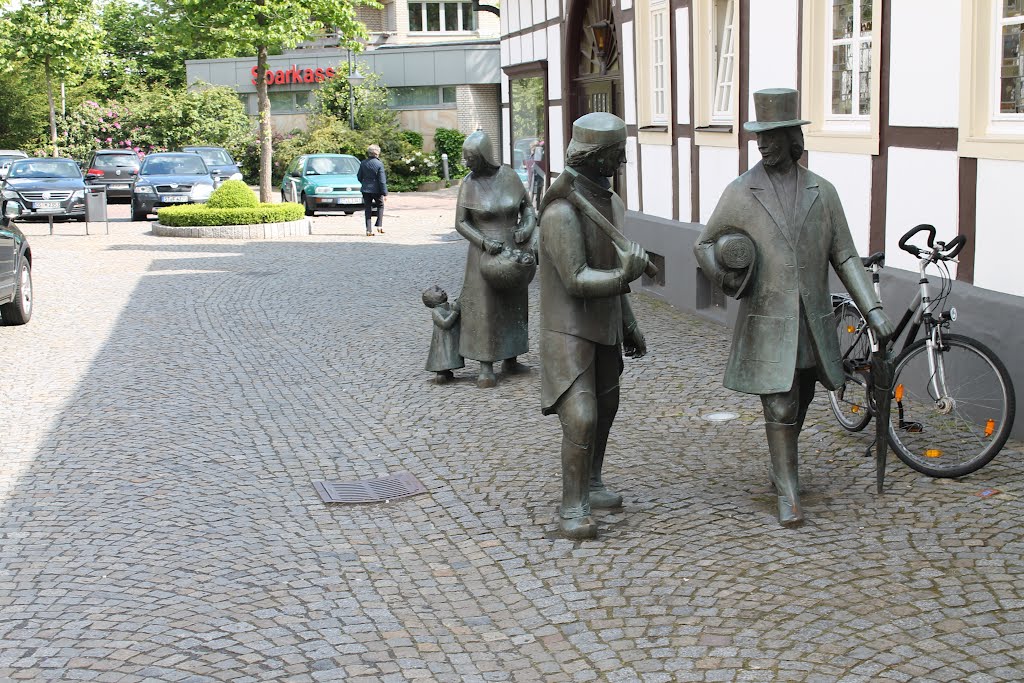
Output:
347,52,365,130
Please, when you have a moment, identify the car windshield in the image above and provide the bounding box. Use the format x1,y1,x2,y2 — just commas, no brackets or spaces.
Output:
141,156,209,176
8,159,81,179
0,155,26,165
305,157,358,175
94,154,139,170
190,149,233,166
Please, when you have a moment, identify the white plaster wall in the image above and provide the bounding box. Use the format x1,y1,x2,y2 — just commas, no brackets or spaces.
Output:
747,139,758,172
974,159,1024,296
500,71,509,104
532,0,545,29
807,151,874,256
549,105,565,173
621,0,632,11
521,32,534,62
698,146,740,223
502,108,512,164
748,0,798,113
675,7,691,126
885,147,959,275
509,35,522,65
500,0,508,36
622,21,637,125
500,40,509,68
547,0,559,22
519,0,532,34
533,29,547,61
626,137,640,211
640,144,674,219
888,0,960,127
507,0,519,33
547,26,562,101
677,139,692,222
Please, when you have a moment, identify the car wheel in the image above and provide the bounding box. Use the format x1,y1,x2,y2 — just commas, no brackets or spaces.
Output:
0,258,32,325
131,201,148,222
301,193,314,217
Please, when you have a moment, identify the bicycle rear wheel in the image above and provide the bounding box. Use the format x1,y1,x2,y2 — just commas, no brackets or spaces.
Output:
887,334,1016,477
827,303,872,432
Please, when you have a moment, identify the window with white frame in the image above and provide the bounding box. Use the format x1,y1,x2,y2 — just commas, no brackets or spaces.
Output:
712,0,736,123
998,0,1024,115
408,2,476,32
650,0,669,124
828,0,873,118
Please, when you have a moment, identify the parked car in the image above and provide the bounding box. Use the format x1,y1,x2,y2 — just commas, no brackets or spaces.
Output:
0,150,28,180
280,154,362,216
83,149,141,199
0,202,32,325
131,152,216,221
181,146,243,186
1,157,87,221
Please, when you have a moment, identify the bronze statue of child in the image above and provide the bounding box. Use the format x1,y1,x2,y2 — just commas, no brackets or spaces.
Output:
422,285,464,384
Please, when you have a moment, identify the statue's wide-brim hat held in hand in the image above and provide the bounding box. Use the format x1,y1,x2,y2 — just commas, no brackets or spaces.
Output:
743,88,811,133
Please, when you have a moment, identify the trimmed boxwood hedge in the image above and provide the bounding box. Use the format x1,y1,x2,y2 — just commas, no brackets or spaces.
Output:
207,180,258,209
157,203,305,227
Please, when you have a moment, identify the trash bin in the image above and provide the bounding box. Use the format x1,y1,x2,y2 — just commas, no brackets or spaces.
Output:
85,186,107,222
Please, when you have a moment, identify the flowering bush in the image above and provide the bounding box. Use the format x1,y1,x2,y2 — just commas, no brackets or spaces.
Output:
389,151,437,177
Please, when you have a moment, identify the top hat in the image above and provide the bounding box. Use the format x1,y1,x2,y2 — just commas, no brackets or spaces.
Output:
743,88,811,133
572,112,627,145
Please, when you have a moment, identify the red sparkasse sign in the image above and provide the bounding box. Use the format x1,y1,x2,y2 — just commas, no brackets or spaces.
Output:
251,65,337,86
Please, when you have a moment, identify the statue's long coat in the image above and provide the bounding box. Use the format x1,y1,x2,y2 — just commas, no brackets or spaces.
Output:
694,161,880,395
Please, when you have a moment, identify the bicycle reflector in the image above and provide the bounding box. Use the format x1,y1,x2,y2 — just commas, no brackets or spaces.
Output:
895,384,904,402
847,325,856,333
925,449,942,458
985,419,996,437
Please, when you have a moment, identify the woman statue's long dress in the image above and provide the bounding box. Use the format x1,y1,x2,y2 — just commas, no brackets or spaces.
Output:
455,131,537,387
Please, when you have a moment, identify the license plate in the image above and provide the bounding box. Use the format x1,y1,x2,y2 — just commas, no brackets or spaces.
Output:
337,198,362,205
109,184,128,190
34,201,60,210
161,194,188,203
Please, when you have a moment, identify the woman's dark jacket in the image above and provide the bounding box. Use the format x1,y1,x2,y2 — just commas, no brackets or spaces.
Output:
357,157,388,195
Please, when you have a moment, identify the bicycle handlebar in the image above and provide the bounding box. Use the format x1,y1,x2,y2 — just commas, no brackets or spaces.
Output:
898,224,967,261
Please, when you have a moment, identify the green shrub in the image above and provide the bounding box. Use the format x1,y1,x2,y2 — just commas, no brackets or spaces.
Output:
398,130,424,150
157,203,305,226
434,127,468,178
207,179,257,209
388,173,442,193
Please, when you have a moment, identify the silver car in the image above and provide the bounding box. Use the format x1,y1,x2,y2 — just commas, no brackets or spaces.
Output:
0,150,28,180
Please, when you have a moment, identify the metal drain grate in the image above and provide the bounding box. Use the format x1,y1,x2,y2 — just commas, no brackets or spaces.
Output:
313,472,427,504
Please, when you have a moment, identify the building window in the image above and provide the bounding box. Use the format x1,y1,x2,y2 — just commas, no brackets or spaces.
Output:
269,91,313,114
712,0,735,123
388,86,458,108
998,0,1024,115
828,0,873,118
408,2,476,32
650,0,669,124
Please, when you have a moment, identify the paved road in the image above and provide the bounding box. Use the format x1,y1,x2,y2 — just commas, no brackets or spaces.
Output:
1,196,1022,682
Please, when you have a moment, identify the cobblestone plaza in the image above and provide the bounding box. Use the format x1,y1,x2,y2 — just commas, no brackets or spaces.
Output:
1,194,1022,682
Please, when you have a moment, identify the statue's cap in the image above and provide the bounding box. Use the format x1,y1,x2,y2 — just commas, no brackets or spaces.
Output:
744,88,811,133
571,112,627,145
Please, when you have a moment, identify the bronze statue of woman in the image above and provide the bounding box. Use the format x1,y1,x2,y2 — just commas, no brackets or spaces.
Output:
455,131,538,387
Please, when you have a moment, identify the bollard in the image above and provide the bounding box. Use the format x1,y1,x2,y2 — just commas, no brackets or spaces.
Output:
441,153,449,183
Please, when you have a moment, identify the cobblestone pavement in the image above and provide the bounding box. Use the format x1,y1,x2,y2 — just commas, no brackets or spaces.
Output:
1,194,1022,683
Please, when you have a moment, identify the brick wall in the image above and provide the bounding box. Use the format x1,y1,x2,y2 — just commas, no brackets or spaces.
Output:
456,84,501,162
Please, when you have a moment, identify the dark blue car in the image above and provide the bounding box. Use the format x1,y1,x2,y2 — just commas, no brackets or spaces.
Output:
1,157,87,221
182,146,243,187
131,153,216,221
0,202,32,325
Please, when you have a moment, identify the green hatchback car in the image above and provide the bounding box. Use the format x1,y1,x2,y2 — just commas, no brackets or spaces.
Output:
280,154,363,216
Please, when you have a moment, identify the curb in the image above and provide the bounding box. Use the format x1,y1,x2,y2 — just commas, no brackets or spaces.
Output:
152,218,313,239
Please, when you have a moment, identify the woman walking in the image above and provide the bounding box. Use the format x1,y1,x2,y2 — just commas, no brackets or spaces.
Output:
357,144,388,236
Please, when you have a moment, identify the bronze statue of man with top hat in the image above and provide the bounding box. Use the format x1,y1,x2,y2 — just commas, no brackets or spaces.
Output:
694,88,894,527
538,112,652,540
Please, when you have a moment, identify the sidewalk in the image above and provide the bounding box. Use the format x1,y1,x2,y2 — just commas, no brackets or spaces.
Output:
0,189,1021,682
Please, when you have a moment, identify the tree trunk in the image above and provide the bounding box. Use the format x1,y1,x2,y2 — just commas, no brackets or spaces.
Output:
44,56,58,157
256,44,272,203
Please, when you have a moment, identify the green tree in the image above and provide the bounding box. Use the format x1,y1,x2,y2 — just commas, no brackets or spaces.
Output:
0,64,49,150
313,62,396,130
155,0,374,201
0,0,102,156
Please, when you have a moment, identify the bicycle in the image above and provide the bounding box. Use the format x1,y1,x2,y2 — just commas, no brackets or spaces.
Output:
828,224,1016,478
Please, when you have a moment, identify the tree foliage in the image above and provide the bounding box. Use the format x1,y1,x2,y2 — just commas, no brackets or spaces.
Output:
312,62,396,130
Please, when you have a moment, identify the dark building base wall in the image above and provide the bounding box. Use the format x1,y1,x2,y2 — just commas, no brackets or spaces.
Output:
624,210,1024,441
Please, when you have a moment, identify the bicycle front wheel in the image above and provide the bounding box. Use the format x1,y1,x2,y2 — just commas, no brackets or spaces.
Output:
888,334,1016,477
827,302,872,431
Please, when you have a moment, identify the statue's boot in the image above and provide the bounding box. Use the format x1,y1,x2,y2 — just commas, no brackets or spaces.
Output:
502,357,520,373
589,389,623,509
766,421,803,527
477,361,497,388
559,437,597,539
